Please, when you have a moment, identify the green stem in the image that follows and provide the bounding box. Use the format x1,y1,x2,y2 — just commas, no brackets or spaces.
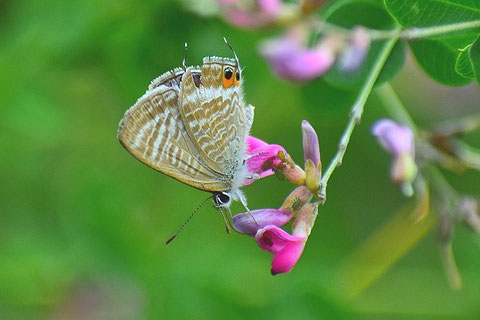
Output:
319,34,399,201
316,20,480,40
455,141,480,171
376,84,419,135
439,242,463,291
425,166,459,202
400,20,480,40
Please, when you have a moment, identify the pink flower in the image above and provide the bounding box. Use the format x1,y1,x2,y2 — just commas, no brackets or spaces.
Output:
256,226,306,275
260,27,340,81
244,136,287,185
217,0,281,29
234,121,324,275
256,203,318,275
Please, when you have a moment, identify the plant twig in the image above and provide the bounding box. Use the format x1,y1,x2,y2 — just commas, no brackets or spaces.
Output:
315,20,480,41
400,20,480,40
440,242,463,291
376,84,418,135
318,34,399,202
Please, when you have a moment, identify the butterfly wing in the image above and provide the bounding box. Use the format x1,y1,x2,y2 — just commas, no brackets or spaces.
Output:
245,104,255,133
118,80,231,192
179,57,248,181
148,67,185,91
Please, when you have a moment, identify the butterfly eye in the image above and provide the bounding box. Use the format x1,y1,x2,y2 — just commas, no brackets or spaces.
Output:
213,192,231,208
234,69,240,86
222,67,235,88
224,67,233,80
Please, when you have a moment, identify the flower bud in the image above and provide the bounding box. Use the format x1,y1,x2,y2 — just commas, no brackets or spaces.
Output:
281,186,313,213
273,150,306,185
302,120,321,196
372,119,417,192
372,119,415,156
291,203,318,237
459,197,480,232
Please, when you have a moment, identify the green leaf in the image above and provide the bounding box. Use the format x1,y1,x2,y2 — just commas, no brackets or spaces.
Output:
384,0,480,28
385,0,480,86
322,0,406,91
455,45,475,79
409,39,473,86
470,36,480,86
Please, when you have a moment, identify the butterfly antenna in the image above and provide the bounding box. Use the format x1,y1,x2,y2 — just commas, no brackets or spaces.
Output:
165,195,211,245
182,42,188,71
223,37,240,69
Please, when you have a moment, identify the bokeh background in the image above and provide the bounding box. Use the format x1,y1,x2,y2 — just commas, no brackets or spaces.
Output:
1,0,480,319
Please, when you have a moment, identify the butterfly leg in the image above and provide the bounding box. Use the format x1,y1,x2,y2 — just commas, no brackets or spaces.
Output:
237,194,259,226
221,209,232,234
245,173,260,180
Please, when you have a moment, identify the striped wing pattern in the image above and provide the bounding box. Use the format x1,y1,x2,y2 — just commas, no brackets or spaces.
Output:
179,58,247,178
117,72,232,192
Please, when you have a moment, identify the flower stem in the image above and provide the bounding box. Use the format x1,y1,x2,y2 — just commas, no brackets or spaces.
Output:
376,84,418,135
439,242,463,291
319,34,399,201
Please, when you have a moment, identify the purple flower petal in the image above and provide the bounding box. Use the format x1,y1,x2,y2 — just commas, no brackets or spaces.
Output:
339,27,371,72
372,119,414,155
233,208,292,236
302,120,320,166
260,30,338,81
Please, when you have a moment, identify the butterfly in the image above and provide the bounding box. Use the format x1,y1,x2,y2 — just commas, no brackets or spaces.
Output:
117,44,254,215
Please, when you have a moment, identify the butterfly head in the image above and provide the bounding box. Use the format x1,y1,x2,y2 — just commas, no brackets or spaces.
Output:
201,56,242,90
213,191,232,209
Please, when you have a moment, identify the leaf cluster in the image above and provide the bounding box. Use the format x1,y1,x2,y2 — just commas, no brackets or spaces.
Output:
323,0,480,88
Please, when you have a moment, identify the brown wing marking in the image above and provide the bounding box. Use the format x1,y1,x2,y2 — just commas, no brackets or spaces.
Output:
178,61,247,177
117,85,230,192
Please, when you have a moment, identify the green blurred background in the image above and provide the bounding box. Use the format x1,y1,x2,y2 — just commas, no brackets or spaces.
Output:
1,0,480,319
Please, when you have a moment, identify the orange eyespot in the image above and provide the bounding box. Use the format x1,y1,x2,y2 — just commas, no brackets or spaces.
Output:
222,67,234,88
